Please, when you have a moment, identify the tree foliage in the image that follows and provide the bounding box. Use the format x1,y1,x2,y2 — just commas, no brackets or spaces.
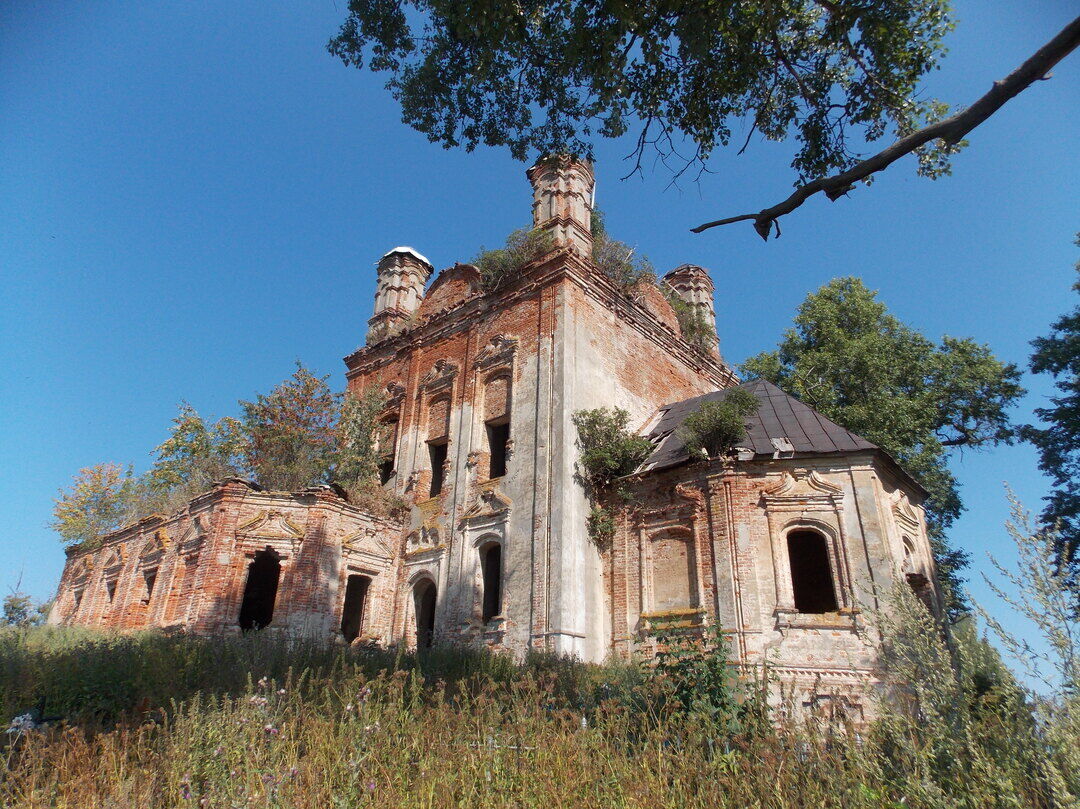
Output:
51,463,138,550
329,0,954,181
1023,237,1080,581
329,3,1080,237
741,277,1023,614
572,407,653,545
144,403,245,511
240,363,342,492
678,389,759,459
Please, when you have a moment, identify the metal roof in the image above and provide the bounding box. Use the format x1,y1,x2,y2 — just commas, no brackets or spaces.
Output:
639,378,878,472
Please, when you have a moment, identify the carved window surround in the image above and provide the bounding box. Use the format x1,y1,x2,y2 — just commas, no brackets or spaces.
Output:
761,470,856,621
234,511,306,558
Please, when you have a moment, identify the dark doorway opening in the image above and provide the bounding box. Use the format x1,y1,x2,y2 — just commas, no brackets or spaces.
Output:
340,574,371,643
428,440,448,496
480,543,502,622
414,579,437,649
238,548,282,631
787,530,839,613
486,420,510,479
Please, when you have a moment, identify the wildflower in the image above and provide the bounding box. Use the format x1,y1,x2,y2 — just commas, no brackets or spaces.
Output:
363,721,380,733
365,780,376,792
264,724,279,735
5,713,36,738
180,773,192,801
288,767,299,779
213,746,224,757
257,676,269,690
277,688,286,696
249,696,268,708
357,686,372,703
345,703,353,712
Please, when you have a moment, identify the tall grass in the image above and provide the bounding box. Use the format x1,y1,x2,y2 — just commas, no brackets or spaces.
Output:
1,616,1076,809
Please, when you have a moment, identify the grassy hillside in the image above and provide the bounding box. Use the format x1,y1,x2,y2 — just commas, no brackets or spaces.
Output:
1,608,1076,808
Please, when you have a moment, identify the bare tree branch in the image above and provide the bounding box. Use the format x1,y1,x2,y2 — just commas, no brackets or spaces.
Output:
692,14,1080,239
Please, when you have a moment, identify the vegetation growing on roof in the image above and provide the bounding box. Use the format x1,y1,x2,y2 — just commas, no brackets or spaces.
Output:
677,389,760,460
590,210,654,292
474,228,555,290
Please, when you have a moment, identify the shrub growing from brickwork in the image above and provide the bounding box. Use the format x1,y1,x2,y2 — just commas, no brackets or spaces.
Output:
661,285,717,352
678,389,759,459
572,407,652,544
474,228,555,290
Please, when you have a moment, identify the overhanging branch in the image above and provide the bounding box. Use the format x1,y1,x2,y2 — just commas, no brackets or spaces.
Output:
692,14,1080,239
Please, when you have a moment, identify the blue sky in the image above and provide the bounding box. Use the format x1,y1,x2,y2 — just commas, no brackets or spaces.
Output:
1,1,1077,664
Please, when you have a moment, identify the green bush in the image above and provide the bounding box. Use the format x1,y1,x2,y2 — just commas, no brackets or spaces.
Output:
474,228,555,290
678,389,759,459
571,408,652,494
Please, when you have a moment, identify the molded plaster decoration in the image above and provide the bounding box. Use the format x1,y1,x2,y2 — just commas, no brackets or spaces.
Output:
474,334,518,370
235,510,306,555
420,359,459,391
761,469,844,511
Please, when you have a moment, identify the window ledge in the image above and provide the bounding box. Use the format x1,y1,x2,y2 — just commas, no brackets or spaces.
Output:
774,608,859,631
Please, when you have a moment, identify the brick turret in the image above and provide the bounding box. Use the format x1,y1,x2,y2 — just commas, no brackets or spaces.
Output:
526,156,594,256
368,246,433,342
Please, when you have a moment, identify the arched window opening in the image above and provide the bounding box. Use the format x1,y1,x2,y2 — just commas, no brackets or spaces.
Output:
651,532,697,612
106,578,118,603
340,574,372,643
480,543,503,623
414,579,437,649
238,548,282,631
72,587,84,613
787,530,839,613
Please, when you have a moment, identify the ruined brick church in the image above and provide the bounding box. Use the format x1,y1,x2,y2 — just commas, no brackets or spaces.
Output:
52,158,940,710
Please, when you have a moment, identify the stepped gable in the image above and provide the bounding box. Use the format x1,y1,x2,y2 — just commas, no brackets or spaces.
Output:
640,378,878,472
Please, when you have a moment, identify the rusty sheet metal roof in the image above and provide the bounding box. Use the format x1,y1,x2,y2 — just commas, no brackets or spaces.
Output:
639,378,878,473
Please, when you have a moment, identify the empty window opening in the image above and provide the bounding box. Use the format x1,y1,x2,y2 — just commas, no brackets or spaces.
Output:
414,579,437,649
787,530,839,613
143,568,158,603
428,440,448,497
72,587,84,612
378,458,395,485
480,543,503,623
106,579,117,602
238,548,282,631
340,574,372,643
486,420,510,479
378,418,398,484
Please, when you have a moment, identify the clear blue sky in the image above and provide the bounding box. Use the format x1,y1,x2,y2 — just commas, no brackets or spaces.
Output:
1,1,1077,660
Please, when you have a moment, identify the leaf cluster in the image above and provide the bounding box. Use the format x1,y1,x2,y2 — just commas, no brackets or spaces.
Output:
474,228,555,290
329,0,956,183
741,277,1024,615
571,407,652,495
1022,236,1080,581
677,389,759,460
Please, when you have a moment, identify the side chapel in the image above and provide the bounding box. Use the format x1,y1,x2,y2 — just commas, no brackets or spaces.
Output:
50,158,941,711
